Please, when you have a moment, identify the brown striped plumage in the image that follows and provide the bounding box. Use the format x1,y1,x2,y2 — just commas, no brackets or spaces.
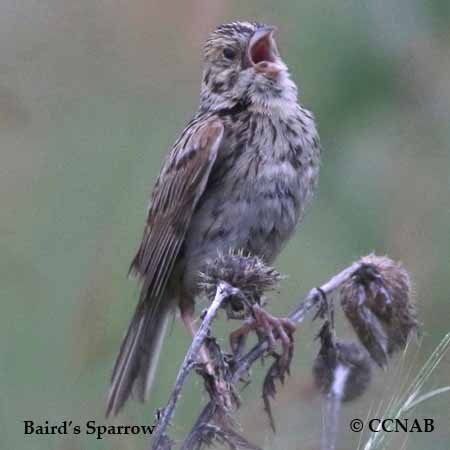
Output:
107,21,321,416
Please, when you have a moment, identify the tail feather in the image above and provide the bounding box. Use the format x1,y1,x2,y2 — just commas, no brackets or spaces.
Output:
106,301,171,417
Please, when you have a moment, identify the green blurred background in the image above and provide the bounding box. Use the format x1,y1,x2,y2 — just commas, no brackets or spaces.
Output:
1,0,449,449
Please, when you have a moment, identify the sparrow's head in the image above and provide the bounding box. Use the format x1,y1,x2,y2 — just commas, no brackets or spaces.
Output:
200,21,298,112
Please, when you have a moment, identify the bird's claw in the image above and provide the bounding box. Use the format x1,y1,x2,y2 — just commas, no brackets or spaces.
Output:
229,304,296,367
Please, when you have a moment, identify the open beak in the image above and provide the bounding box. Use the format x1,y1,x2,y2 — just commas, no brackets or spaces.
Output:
247,26,282,76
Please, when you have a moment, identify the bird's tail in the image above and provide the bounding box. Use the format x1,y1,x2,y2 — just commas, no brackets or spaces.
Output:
106,299,171,417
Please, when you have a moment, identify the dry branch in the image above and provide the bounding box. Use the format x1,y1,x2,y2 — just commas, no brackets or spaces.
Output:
150,282,234,450
149,256,416,450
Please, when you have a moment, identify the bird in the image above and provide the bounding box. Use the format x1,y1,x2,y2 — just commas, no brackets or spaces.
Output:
106,21,321,417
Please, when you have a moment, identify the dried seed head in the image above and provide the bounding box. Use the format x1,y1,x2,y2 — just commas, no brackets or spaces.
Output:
199,251,284,303
313,323,372,402
340,254,418,368
186,405,263,450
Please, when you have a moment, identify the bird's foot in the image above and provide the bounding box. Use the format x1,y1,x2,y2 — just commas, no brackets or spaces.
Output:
230,304,296,368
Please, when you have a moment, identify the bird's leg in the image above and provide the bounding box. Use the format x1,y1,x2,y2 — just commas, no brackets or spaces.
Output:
254,305,296,367
230,303,296,368
229,320,253,358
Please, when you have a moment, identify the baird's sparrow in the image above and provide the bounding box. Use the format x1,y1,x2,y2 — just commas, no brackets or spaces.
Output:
107,21,321,416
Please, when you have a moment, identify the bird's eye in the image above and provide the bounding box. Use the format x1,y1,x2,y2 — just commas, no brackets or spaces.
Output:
223,47,236,60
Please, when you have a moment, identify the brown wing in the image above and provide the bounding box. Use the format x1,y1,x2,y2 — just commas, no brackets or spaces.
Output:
129,116,224,308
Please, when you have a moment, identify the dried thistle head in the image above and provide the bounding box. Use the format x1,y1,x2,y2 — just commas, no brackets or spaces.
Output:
340,254,418,368
313,323,372,402
199,251,284,305
184,403,262,450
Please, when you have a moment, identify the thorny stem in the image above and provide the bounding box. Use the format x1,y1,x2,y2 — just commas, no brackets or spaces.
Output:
181,261,363,448
150,282,233,450
148,261,363,449
233,261,362,382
